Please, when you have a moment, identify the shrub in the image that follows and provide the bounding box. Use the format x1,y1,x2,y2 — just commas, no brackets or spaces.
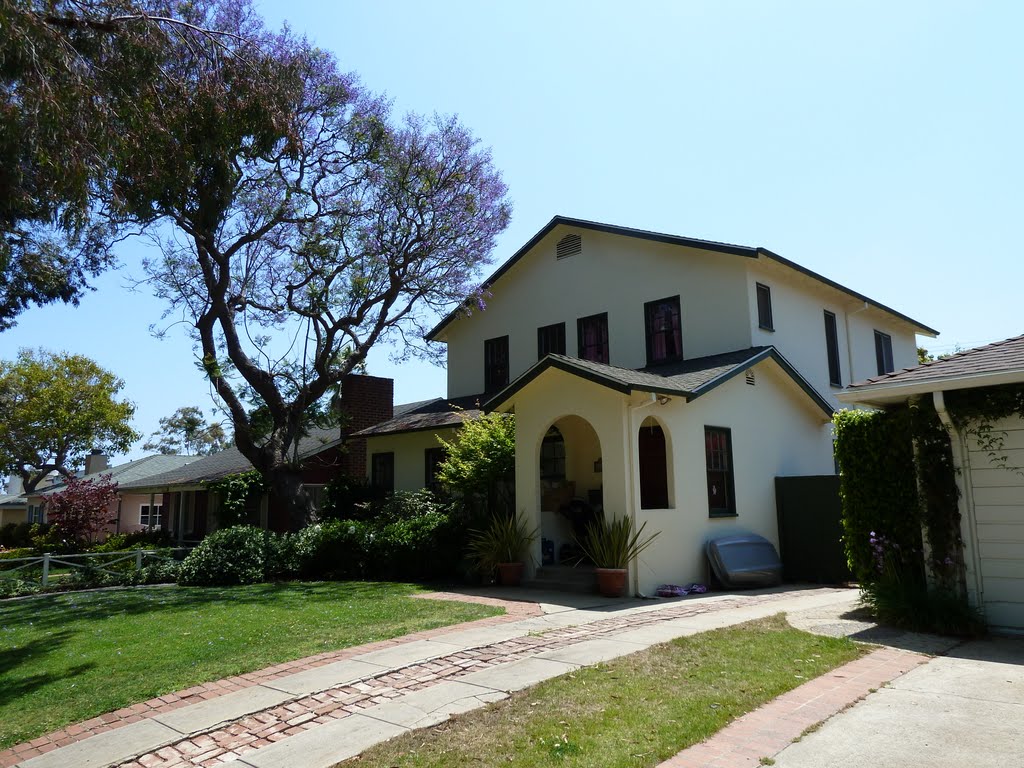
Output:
44,474,119,545
321,476,386,522
0,523,18,548
177,526,285,586
31,523,78,554
2,521,36,548
861,579,985,637
90,529,174,552
0,547,35,560
294,519,371,580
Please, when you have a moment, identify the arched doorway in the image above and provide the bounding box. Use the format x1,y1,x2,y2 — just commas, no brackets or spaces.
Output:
538,415,602,565
638,416,670,509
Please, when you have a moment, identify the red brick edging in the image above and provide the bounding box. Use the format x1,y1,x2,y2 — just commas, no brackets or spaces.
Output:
657,646,930,768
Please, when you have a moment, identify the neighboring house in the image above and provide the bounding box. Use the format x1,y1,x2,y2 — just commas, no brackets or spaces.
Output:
358,216,936,595
114,374,395,541
28,453,195,537
839,334,1024,632
0,492,28,527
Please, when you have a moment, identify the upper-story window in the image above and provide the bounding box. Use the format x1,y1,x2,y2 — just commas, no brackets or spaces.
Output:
537,322,566,359
484,335,509,392
874,331,894,375
645,296,683,365
823,310,841,387
756,283,774,331
577,313,609,364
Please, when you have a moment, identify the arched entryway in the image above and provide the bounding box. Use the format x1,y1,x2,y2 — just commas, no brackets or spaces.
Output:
638,416,671,509
538,415,603,566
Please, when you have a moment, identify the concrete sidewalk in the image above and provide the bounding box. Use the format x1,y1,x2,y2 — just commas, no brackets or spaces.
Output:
3,585,858,768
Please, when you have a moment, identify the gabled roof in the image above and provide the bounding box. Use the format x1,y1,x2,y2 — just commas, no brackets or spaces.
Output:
117,427,346,491
351,395,485,437
33,454,195,497
0,493,27,508
840,334,1024,405
485,346,835,418
426,215,939,341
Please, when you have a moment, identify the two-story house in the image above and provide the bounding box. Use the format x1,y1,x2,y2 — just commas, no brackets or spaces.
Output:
353,216,937,594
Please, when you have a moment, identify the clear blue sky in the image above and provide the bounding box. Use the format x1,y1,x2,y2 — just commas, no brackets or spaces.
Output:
2,1,1021,462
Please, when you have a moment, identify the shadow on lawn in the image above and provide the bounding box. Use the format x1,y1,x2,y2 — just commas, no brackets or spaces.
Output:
0,581,414,634
0,628,96,706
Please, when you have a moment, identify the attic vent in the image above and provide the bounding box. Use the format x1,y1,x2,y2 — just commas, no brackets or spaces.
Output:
555,233,582,259
745,370,756,386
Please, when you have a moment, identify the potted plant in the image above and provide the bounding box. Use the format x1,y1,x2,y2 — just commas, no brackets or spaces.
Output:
467,512,538,586
575,516,661,597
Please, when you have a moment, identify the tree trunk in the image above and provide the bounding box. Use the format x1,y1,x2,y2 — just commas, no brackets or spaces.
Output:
268,465,311,532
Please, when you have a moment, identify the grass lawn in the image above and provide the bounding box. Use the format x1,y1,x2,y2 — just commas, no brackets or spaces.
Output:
345,615,864,768
0,581,500,749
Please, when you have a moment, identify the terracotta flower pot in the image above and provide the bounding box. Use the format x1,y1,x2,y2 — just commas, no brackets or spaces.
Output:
595,567,627,597
497,561,525,586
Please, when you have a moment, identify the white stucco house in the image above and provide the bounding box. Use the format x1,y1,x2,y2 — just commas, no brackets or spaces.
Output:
354,216,937,595
839,335,1024,633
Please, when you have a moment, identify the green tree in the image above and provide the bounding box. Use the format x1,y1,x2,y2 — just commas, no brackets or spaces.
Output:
0,349,139,491
143,406,229,455
437,413,516,520
115,0,510,528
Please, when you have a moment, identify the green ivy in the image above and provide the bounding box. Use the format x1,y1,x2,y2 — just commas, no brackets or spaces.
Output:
946,384,1024,475
833,408,923,583
205,470,266,527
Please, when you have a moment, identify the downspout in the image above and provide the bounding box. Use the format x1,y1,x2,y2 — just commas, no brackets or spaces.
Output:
933,390,984,609
626,393,659,597
844,302,870,386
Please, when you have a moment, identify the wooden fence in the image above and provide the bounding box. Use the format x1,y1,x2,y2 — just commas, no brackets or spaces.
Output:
0,548,188,587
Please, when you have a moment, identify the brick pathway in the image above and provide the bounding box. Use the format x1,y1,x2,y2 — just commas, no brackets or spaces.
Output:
1,586,844,768
657,646,930,768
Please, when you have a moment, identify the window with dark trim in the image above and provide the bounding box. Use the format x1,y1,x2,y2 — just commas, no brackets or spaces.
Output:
874,330,894,375
484,335,509,392
424,447,446,490
823,310,842,386
537,322,566,359
577,313,609,363
371,452,394,493
756,283,774,331
644,296,683,365
704,427,736,517
540,426,566,481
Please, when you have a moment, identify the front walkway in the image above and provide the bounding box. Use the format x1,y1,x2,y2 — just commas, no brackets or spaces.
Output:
4,586,864,768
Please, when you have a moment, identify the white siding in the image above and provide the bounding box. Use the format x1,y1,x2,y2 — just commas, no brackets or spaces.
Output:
965,416,1024,630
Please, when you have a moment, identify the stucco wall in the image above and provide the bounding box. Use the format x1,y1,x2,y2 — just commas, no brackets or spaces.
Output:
632,362,834,594
116,493,167,535
444,227,753,398
0,507,26,526
501,358,834,595
747,262,920,408
364,428,458,492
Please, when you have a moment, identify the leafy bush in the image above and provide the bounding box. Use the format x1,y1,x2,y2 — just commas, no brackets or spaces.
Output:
321,476,386,522
294,519,371,579
0,523,18,548
90,529,174,552
1,521,37,549
31,523,78,554
0,547,34,560
177,526,289,586
861,579,985,636
833,408,923,583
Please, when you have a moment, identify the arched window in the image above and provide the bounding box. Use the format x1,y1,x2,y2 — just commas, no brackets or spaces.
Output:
638,420,669,509
540,426,566,481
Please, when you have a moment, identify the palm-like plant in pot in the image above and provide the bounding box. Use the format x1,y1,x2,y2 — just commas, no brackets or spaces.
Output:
575,516,661,597
467,513,538,586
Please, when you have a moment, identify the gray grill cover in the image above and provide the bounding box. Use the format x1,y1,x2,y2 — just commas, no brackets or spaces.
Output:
706,533,783,589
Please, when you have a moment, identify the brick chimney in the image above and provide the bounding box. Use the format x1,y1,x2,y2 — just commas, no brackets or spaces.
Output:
84,449,109,476
337,374,393,479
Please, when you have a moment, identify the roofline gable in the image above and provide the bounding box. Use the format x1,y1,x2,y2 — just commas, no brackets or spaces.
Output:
426,215,938,341
484,347,834,419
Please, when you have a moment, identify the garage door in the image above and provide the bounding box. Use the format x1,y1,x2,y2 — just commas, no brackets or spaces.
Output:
968,415,1024,630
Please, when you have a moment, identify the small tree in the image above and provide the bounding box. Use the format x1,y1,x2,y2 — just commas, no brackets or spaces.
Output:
144,406,229,455
437,413,515,521
44,474,119,544
0,349,139,492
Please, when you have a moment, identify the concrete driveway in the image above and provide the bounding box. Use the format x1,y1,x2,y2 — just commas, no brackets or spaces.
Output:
772,636,1024,768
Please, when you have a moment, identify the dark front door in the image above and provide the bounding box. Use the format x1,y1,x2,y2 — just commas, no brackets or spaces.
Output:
639,424,669,509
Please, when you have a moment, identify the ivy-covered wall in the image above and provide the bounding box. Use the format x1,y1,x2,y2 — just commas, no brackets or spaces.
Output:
833,407,923,583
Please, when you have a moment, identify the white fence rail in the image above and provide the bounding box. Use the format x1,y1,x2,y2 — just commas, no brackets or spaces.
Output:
0,548,188,586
